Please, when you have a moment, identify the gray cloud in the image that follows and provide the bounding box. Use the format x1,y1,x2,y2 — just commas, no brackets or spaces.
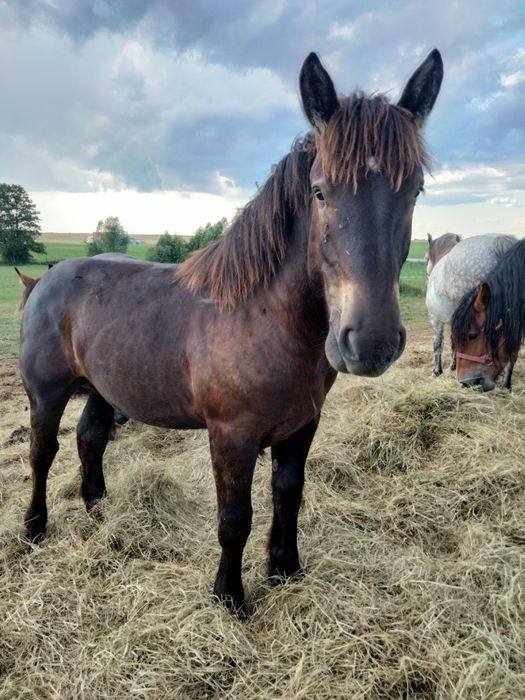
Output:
1,1,524,196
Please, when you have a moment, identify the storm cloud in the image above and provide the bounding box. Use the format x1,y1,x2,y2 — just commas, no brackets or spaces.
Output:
1,0,524,210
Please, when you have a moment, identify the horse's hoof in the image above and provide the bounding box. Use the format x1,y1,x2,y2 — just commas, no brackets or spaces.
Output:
268,549,303,583
268,566,304,585
213,576,248,618
432,368,443,377
85,498,106,521
213,591,249,619
24,512,47,544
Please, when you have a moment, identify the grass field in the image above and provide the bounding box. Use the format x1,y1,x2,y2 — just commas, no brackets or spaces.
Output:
0,238,157,356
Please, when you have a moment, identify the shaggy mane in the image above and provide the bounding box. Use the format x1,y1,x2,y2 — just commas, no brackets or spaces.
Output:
176,93,428,311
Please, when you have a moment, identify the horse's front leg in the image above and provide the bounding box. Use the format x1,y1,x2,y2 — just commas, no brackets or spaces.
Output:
208,426,258,616
268,416,319,580
502,355,517,390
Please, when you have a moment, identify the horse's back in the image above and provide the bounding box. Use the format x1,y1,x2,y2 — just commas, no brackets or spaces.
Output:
19,255,181,381
426,234,516,322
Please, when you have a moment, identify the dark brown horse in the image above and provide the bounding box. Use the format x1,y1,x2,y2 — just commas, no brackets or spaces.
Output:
20,50,443,614
451,238,525,392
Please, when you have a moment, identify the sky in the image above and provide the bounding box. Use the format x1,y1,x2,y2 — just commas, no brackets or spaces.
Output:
0,0,524,238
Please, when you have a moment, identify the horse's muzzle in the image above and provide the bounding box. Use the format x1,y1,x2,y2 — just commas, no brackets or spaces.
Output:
325,325,406,376
460,374,496,392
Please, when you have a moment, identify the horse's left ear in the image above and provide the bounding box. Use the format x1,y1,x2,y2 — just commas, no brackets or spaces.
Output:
398,48,443,127
299,52,339,134
473,283,490,313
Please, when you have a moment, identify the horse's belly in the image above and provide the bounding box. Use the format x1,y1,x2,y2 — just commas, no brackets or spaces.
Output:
426,280,454,323
79,348,206,430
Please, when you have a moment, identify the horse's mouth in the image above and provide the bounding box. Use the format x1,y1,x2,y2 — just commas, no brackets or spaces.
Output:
460,374,496,392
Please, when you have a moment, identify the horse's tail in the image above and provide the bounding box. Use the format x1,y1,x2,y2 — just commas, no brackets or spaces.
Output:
15,267,40,311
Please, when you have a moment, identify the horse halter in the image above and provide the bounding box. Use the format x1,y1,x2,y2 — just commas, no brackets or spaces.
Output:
455,320,506,370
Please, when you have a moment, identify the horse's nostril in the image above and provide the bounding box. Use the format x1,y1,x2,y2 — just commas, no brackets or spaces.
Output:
345,329,359,361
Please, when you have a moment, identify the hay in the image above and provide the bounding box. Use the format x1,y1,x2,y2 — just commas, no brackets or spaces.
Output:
0,340,524,699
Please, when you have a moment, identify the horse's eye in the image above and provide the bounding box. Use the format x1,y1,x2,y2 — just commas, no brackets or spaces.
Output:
415,185,425,200
313,186,325,203
468,331,478,341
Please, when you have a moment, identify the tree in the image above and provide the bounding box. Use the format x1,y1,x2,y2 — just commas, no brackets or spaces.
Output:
0,184,45,263
87,216,129,256
147,231,188,263
186,217,227,253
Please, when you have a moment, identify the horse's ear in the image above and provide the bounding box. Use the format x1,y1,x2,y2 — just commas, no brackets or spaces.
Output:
397,48,443,127
473,283,490,313
299,52,339,134
427,233,432,245
455,234,461,243
15,267,35,288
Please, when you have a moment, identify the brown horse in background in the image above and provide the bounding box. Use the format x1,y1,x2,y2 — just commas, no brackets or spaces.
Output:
425,232,461,277
19,50,443,614
451,238,525,392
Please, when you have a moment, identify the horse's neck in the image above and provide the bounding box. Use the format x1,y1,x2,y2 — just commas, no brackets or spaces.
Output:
269,215,328,341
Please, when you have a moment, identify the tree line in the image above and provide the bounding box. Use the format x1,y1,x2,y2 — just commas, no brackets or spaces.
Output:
0,183,227,264
146,218,227,263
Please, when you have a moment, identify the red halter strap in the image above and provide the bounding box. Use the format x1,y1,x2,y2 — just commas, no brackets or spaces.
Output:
455,320,506,369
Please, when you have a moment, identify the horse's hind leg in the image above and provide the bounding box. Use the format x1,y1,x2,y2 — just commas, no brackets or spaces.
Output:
25,393,70,542
268,416,319,580
77,392,115,512
430,315,444,376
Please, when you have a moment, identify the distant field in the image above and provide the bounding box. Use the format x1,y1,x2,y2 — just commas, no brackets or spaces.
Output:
41,233,162,245
34,234,159,265
33,242,154,264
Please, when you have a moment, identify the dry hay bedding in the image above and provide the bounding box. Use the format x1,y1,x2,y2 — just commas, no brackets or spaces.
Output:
0,348,524,700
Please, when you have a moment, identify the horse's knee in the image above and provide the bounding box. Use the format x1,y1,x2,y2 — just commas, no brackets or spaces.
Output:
217,503,253,549
30,435,59,468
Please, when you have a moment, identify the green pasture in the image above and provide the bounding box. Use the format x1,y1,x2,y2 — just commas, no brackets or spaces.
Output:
32,242,153,264
0,242,428,357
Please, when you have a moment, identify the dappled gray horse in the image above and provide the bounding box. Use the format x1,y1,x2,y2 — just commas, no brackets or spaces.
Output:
426,234,516,377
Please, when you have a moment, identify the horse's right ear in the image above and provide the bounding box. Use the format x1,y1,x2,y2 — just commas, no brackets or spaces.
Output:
398,48,443,127
473,283,490,313
427,233,432,245
299,52,339,134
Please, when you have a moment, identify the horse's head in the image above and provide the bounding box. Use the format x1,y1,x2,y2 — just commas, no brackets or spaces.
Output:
300,50,443,377
451,283,508,392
